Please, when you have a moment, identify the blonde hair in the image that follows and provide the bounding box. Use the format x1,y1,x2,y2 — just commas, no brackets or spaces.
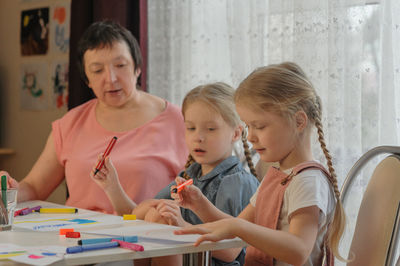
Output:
235,62,346,261
181,82,257,180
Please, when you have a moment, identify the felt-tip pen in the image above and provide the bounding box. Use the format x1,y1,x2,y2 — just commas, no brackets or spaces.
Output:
14,207,29,217
20,205,41,215
172,179,193,193
78,236,138,245
35,208,78,214
94,136,118,175
111,239,144,251
66,241,119,254
1,175,7,213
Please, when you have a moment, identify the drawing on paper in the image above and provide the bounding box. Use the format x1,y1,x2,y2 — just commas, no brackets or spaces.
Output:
51,4,70,53
13,213,123,231
20,63,49,110
20,7,49,55
51,61,69,109
14,218,98,231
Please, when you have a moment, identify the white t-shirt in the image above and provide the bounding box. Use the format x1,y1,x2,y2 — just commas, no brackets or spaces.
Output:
250,168,336,266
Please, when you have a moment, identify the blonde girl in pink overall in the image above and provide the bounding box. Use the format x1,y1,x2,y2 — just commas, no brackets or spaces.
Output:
175,62,346,265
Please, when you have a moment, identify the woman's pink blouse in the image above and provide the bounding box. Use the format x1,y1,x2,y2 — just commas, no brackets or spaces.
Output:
52,99,188,213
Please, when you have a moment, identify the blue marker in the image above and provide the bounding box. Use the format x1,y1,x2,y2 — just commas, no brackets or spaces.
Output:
66,241,119,254
41,252,57,256
78,236,138,245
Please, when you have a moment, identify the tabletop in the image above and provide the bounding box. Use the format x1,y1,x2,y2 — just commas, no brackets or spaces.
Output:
0,200,246,265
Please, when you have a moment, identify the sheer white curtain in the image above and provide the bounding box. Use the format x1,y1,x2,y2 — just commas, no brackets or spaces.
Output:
148,0,400,260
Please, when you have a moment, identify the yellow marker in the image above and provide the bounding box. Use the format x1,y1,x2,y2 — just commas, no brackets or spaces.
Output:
35,208,78,214
0,251,26,258
0,253,26,259
123,214,136,220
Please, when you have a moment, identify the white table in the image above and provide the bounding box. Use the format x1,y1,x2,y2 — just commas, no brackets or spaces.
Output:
0,201,246,265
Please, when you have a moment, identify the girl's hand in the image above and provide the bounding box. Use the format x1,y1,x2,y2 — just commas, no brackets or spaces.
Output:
156,199,189,227
132,199,161,220
171,176,203,210
90,155,120,193
0,171,19,189
174,218,237,246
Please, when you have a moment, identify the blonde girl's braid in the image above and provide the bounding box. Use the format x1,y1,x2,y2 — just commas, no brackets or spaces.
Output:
182,154,195,180
313,97,347,262
313,100,340,197
241,130,257,179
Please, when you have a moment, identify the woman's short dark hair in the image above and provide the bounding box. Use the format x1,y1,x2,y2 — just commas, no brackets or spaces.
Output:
77,20,142,84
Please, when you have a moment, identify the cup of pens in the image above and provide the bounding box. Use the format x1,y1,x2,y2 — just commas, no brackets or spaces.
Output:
0,188,18,231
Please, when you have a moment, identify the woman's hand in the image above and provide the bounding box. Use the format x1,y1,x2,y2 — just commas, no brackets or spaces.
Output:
174,218,238,246
0,171,19,189
156,199,189,227
90,155,120,193
171,176,203,211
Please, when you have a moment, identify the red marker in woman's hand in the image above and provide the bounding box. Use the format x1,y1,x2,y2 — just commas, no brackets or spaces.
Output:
94,136,117,175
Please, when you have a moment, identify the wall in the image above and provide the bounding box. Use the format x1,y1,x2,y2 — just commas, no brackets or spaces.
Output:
0,0,70,204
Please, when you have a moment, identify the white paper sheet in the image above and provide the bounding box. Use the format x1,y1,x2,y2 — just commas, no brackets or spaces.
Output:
0,244,65,266
80,221,202,243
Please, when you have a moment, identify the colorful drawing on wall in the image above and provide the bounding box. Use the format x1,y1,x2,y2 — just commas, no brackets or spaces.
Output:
20,63,49,110
20,7,49,56
51,61,69,109
51,4,70,54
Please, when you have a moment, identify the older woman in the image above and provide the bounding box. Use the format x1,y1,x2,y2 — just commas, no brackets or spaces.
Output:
1,20,188,214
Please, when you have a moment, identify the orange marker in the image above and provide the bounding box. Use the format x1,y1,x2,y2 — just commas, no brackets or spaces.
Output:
59,228,74,235
172,179,193,193
94,137,117,175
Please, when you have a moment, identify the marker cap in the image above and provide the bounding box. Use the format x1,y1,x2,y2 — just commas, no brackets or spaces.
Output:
123,214,136,220
60,228,74,235
66,231,81,238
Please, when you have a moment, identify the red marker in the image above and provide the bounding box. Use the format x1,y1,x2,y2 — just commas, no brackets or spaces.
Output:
14,207,28,217
172,179,193,193
66,231,81,238
94,137,118,175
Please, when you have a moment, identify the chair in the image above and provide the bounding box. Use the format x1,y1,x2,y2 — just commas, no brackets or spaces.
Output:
340,146,400,266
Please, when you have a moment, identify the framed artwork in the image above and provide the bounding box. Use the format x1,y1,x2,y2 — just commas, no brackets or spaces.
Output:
51,60,69,109
20,63,49,110
20,7,49,56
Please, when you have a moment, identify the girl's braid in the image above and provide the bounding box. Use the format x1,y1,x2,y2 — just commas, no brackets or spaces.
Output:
182,154,195,180
242,130,257,179
313,108,340,200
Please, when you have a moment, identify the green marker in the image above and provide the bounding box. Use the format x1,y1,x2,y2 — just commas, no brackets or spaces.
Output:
1,175,7,211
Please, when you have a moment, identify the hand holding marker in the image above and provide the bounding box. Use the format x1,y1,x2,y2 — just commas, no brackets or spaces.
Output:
94,136,118,175
172,179,193,193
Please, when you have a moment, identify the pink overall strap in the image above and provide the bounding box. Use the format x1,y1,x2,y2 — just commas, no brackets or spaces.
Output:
292,161,331,178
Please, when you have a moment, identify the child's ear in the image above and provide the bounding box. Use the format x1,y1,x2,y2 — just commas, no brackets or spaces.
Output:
294,111,308,132
232,125,243,142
